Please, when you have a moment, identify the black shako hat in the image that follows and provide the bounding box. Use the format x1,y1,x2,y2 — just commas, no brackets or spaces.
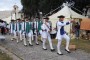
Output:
57,15,65,18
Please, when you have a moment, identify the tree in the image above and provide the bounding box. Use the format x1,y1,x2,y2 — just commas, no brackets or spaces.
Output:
21,0,90,18
21,0,65,17
21,0,40,18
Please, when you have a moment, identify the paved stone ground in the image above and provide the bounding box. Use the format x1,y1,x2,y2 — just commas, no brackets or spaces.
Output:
0,46,21,60
0,35,90,60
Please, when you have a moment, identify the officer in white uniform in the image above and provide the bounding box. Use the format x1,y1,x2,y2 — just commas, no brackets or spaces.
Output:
56,15,74,55
41,17,55,51
10,20,16,40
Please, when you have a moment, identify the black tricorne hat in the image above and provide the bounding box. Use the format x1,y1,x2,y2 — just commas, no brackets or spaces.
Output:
24,17,28,19
57,15,65,18
22,19,25,21
17,18,21,20
43,17,49,19
36,16,39,18
11,19,14,21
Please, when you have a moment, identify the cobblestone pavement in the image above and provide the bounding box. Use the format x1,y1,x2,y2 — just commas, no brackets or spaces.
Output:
0,35,90,60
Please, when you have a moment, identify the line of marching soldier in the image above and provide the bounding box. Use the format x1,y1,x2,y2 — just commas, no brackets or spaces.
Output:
9,15,74,55
9,17,42,46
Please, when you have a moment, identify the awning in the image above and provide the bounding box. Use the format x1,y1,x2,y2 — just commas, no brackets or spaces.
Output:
80,18,90,30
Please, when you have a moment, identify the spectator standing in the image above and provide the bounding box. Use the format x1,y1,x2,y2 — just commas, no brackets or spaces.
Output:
1,21,6,35
74,22,80,39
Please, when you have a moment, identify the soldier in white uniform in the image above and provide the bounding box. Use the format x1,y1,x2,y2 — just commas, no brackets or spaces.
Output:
15,19,22,43
21,19,25,40
27,19,33,46
22,18,33,46
32,17,39,45
19,19,22,41
36,17,43,42
10,20,16,40
21,19,27,46
41,17,55,51
56,15,74,55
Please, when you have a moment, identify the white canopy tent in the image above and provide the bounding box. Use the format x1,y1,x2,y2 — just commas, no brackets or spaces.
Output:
49,6,86,33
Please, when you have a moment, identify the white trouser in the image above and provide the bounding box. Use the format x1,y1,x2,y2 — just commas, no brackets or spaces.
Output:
23,34,27,45
11,30,16,40
35,32,39,44
31,33,34,41
22,32,27,45
16,30,22,43
39,30,42,41
22,31,33,45
34,30,39,44
28,31,33,45
42,38,47,49
39,30,42,35
42,33,54,49
19,30,22,40
14,30,17,38
47,33,54,49
57,34,70,54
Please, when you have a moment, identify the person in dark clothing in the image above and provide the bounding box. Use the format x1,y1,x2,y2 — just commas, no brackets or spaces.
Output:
74,22,80,39
1,27,5,35
1,21,5,35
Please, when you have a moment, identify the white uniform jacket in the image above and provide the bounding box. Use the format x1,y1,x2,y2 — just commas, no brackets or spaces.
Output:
15,22,22,32
41,22,50,39
9,23,16,34
56,21,70,40
33,21,38,34
21,22,33,37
